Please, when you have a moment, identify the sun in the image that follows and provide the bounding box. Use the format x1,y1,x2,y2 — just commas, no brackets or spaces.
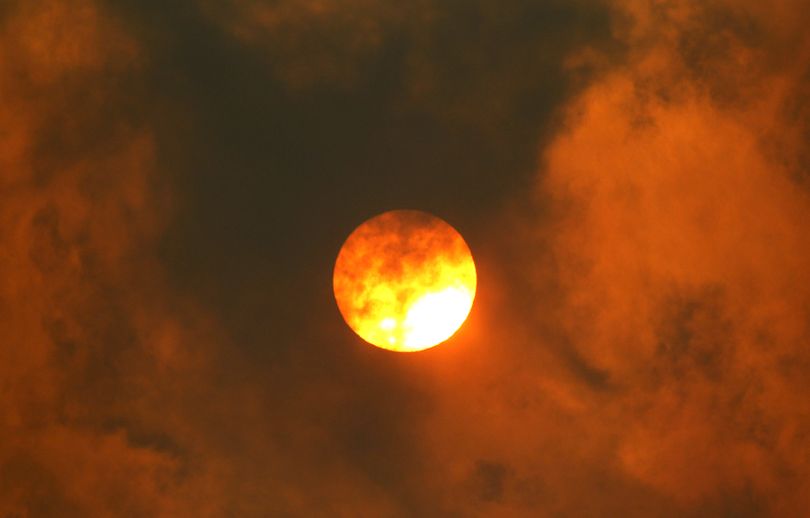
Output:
333,210,477,352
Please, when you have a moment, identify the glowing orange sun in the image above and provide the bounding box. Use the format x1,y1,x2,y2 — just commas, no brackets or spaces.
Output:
333,210,477,352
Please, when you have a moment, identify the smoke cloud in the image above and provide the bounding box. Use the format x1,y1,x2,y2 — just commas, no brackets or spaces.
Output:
2,0,809,516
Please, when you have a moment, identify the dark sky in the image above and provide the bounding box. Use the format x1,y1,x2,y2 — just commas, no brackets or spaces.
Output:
2,0,810,516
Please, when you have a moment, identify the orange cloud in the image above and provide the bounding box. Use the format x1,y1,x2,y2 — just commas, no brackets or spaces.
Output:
0,2,216,514
3,0,808,515
538,0,810,510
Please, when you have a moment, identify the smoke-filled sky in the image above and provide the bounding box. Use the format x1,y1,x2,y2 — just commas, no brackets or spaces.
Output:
2,0,809,516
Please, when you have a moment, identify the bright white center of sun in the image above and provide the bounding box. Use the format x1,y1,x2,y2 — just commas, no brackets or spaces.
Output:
401,285,474,349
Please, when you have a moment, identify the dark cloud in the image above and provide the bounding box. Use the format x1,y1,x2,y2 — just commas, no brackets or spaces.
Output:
2,0,809,516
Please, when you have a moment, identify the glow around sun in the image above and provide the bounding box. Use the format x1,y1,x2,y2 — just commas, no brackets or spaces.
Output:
333,210,477,352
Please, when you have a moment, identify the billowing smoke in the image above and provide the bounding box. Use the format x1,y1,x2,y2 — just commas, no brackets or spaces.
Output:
537,0,810,512
0,1,224,514
2,0,808,516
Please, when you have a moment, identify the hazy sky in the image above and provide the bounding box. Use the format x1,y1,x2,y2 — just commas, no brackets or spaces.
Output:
1,0,809,515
